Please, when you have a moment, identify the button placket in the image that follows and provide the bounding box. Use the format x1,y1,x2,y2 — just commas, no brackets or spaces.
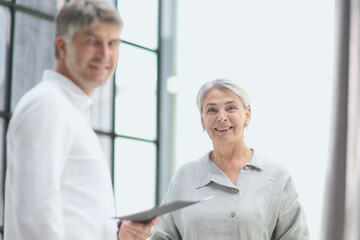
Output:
230,187,239,219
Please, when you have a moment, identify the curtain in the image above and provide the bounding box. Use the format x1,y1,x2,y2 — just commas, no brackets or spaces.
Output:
322,0,360,240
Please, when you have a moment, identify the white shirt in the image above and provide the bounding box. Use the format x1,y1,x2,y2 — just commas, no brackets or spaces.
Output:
150,150,310,240
4,70,117,240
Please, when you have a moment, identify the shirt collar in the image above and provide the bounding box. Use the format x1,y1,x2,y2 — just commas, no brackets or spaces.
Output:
194,151,213,189
42,70,93,113
195,149,264,189
246,149,264,170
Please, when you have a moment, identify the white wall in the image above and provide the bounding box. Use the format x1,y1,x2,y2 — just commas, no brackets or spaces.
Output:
173,1,335,239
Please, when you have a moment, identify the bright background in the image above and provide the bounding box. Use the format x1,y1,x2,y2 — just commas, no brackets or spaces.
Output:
172,1,335,239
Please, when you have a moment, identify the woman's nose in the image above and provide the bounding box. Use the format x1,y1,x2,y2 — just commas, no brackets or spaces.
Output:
216,109,228,122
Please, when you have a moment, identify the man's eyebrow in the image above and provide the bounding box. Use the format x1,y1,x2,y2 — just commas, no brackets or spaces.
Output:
82,30,96,36
81,32,121,42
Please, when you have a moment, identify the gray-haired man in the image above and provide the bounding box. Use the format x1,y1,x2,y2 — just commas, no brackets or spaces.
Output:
4,1,157,239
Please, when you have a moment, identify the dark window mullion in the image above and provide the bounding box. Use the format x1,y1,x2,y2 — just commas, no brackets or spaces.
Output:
121,40,157,53
110,76,116,187
4,4,15,115
1,2,16,236
155,0,162,206
112,0,118,194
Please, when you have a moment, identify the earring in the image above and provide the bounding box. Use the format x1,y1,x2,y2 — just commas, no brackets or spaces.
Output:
203,127,206,132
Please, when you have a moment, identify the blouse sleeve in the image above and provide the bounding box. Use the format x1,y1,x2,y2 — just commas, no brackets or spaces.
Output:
149,181,182,240
272,177,310,240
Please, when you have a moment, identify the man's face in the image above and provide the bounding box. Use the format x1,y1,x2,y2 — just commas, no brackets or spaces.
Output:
58,21,122,96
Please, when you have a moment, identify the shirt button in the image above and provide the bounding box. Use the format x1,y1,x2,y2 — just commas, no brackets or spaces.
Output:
243,165,249,170
230,212,236,217
234,189,239,193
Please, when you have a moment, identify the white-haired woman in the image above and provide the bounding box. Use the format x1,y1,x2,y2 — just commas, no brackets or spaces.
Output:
150,79,309,240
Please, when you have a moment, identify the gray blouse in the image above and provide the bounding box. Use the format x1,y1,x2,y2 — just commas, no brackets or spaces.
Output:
150,150,309,240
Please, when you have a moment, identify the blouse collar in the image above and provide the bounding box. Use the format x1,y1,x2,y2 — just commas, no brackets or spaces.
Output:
195,149,264,189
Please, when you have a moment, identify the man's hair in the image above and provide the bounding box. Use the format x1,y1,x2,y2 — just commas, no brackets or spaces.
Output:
54,0,123,59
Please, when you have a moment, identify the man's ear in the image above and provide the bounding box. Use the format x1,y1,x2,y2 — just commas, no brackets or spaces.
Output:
56,35,67,59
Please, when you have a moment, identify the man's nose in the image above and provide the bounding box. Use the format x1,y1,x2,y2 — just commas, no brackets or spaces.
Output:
97,43,109,58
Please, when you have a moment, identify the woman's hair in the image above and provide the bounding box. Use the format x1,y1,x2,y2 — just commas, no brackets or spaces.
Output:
196,79,250,113
54,0,123,59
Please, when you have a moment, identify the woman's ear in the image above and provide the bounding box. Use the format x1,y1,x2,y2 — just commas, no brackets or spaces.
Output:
201,115,205,130
244,106,251,126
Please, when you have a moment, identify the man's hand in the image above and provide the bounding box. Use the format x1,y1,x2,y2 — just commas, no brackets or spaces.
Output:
118,218,158,240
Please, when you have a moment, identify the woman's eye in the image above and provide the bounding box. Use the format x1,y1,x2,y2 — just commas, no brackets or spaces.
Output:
227,106,237,111
206,108,217,114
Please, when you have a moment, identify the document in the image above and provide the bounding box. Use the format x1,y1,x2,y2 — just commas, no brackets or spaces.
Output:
113,196,214,222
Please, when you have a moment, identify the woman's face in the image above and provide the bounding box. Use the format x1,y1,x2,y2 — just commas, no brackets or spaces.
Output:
201,88,251,146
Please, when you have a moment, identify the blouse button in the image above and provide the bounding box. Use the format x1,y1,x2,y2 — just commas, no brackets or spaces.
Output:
234,189,239,193
243,165,249,170
230,212,236,217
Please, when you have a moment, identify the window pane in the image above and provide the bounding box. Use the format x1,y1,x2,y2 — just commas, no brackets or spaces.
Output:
117,0,158,49
0,6,10,111
91,76,113,132
11,12,55,110
97,134,113,174
114,138,156,216
115,44,157,140
17,0,65,15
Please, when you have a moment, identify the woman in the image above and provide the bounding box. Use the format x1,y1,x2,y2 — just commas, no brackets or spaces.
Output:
150,79,309,239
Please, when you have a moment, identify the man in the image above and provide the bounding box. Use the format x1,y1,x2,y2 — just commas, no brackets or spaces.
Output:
4,1,157,239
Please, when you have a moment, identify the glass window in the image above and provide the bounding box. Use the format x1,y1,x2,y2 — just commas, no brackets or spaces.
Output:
11,11,55,110
91,76,113,132
0,6,10,111
117,0,158,49
97,134,113,174
115,44,157,140
114,138,156,216
16,0,65,15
